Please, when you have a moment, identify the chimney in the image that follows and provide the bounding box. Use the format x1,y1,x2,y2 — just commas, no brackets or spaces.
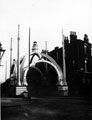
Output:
84,34,89,43
70,31,77,43
64,36,69,45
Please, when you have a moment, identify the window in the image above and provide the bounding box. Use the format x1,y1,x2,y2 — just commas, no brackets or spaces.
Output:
84,43,87,55
84,59,88,72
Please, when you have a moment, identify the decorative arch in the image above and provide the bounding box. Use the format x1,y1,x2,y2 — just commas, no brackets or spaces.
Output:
12,52,67,87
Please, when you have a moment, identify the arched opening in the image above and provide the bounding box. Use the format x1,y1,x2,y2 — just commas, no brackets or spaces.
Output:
26,61,59,96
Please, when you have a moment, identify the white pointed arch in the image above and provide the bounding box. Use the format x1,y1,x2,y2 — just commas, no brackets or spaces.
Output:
12,52,67,86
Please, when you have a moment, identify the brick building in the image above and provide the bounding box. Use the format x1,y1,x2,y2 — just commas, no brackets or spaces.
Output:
49,32,92,96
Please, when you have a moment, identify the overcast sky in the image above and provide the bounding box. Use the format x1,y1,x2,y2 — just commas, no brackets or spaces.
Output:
0,0,92,83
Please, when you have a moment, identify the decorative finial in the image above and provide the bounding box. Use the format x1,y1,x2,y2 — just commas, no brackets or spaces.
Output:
32,41,38,52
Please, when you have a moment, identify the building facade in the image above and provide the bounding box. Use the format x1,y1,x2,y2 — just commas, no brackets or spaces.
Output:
49,32,92,96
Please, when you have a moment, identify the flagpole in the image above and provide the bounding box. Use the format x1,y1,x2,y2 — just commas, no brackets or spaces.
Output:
10,38,12,79
17,24,21,86
28,27,30,70
5,60,7,81
45,40,48,71
62,30,67,85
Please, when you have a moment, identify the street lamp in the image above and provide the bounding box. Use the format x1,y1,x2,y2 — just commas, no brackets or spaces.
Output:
0,42,5,66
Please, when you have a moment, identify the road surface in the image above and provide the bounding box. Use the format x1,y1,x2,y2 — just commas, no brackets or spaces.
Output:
1,96,92,120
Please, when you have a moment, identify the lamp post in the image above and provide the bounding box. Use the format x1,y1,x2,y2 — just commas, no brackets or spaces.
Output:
0,42,5,66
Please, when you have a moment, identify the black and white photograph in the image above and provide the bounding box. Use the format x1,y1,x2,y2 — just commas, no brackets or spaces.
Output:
0,0,92,120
